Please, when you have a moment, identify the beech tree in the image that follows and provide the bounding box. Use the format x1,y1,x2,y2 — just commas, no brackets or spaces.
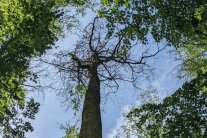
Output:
48,17,166,138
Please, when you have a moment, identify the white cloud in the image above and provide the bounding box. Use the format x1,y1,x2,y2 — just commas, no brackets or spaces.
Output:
106,105,132,138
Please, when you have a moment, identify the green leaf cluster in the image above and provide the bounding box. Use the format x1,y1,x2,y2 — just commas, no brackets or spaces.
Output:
0,0,89,136
0,1,62,135
64,125,79,138
0,98,40,138
99,0,207,46
71,85,86,111
0,74,25,116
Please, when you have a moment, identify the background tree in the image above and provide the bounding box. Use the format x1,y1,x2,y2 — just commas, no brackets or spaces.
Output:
0,0,59,136
124,73,207,137
46,17,166,138
0,0,90,136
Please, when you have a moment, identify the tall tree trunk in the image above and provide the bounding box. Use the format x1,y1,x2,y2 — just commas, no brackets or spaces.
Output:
79,67,102,138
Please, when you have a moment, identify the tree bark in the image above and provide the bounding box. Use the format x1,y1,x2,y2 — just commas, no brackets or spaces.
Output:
79,67,102,138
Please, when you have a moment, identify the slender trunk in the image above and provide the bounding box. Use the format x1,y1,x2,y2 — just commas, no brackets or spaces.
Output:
79,67,102,138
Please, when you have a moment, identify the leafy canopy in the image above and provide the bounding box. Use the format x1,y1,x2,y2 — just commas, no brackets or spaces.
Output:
99,0,207,45
0,0,90,136
126,73,207,137
0,0,62,136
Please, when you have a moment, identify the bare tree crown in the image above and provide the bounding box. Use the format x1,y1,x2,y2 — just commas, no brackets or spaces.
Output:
45,16,167,103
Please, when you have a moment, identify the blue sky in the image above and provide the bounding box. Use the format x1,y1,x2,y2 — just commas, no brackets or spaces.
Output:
25,11,184,138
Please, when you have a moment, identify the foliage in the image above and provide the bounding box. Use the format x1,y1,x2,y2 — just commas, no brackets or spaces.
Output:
176,3,207,77
63,125,79,138
72,84,87,111
177,44,207,77
126,74,207,137
0,0,67,75
0,99,40,138
0,0,90,136
99,0,207,45
0,0,61,135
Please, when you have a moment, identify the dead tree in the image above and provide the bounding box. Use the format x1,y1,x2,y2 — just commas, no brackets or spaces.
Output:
50,17,166,138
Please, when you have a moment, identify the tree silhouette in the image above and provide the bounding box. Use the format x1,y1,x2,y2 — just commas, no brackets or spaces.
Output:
48,17,166,138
